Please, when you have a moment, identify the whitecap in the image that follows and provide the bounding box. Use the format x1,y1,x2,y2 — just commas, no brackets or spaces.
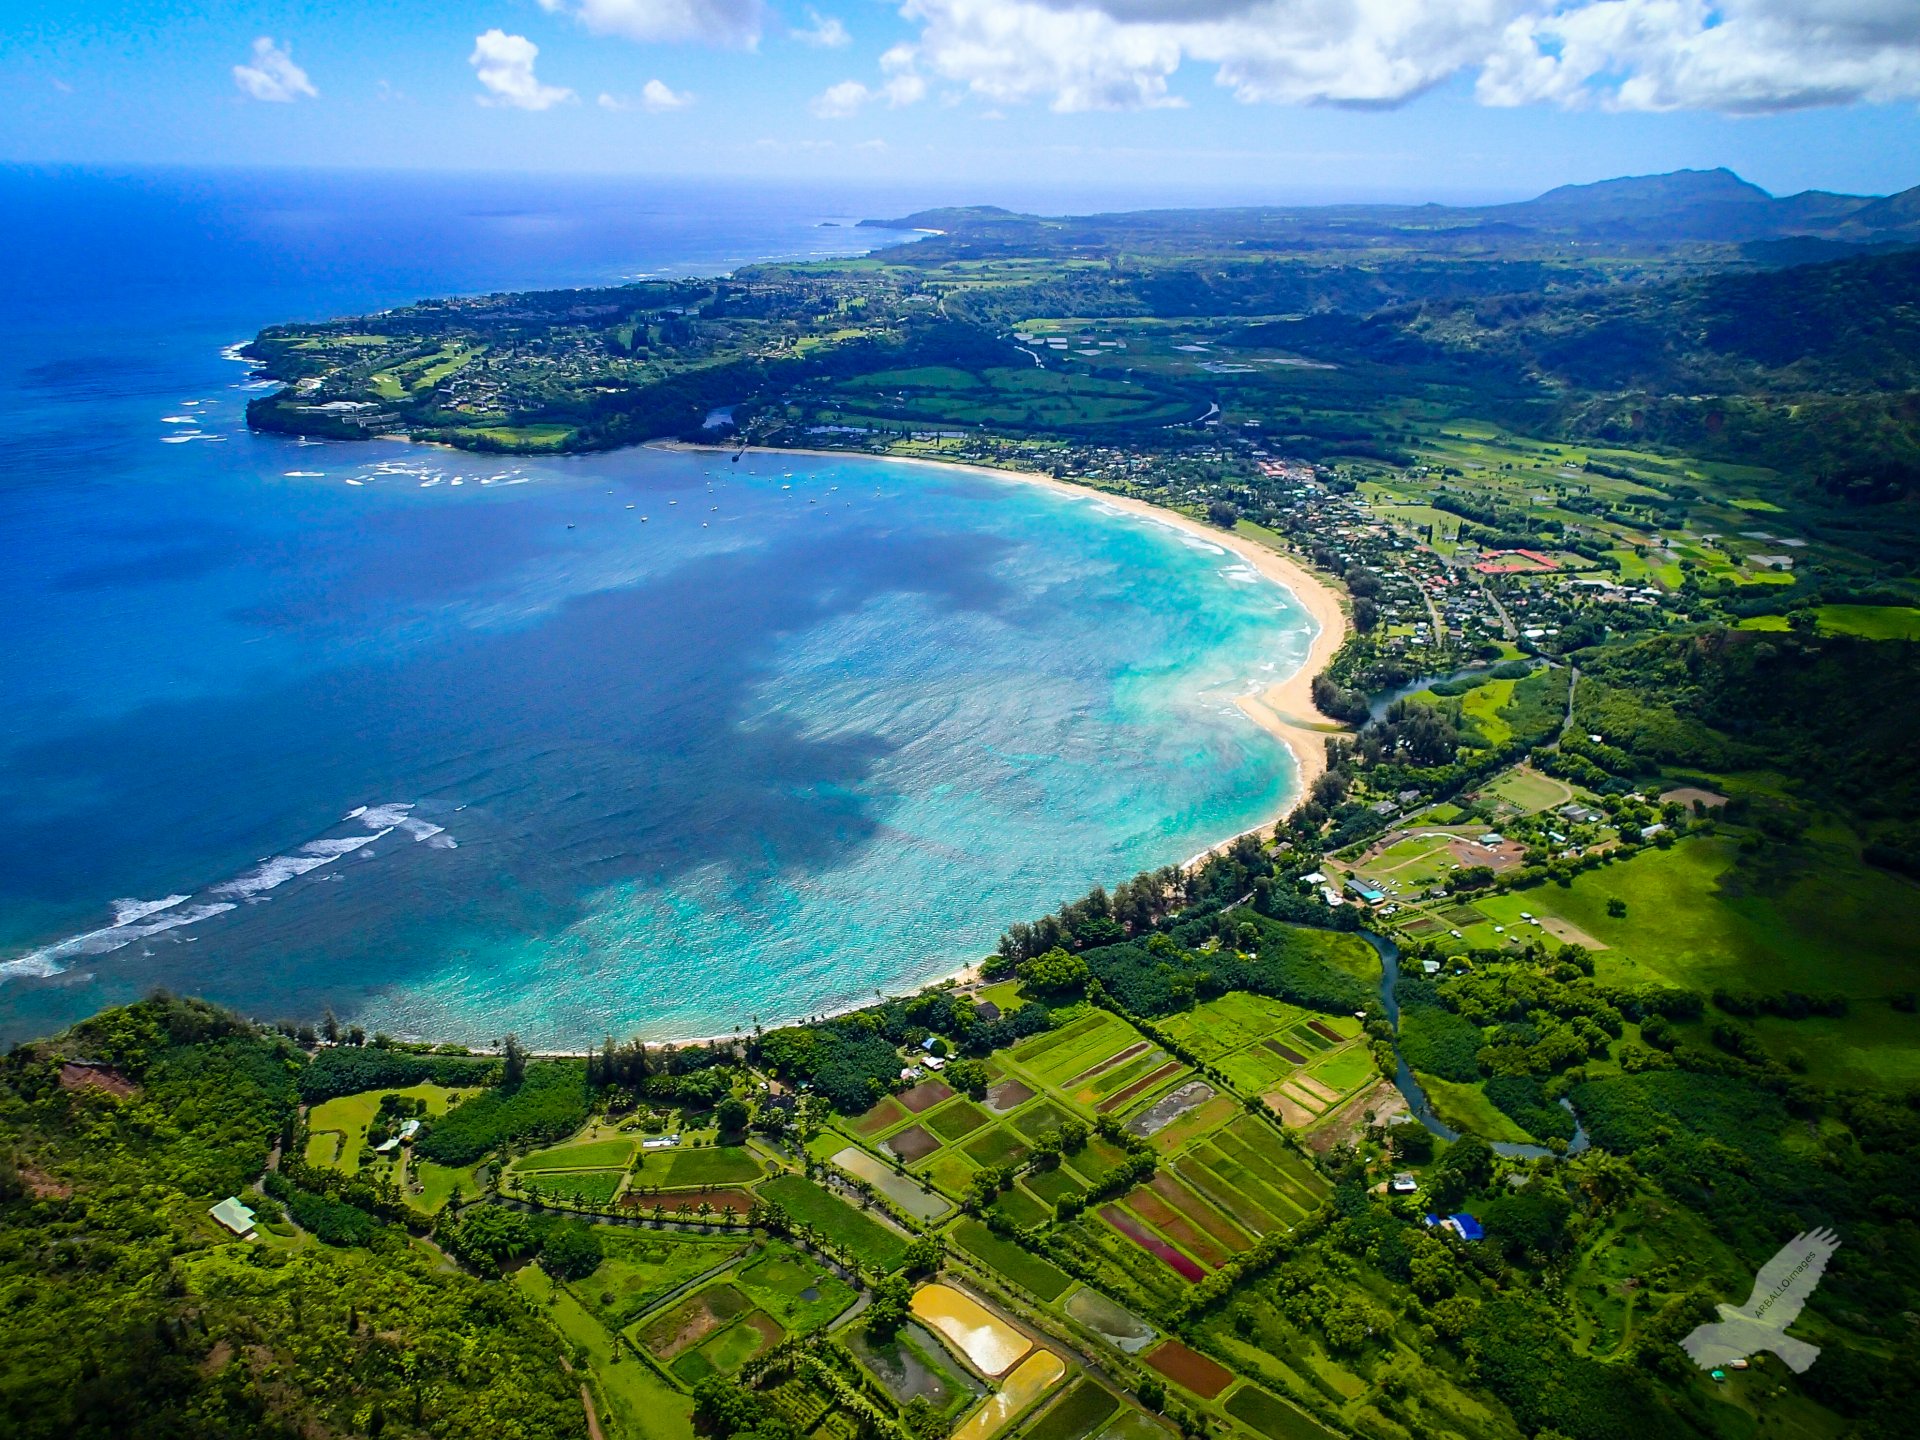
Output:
110,895,189,926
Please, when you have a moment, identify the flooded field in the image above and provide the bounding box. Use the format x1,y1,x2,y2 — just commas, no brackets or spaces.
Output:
1063,1287,1156,1353
950,1350,1068,1440
911,1283,1032,1377
832,1146,954,1221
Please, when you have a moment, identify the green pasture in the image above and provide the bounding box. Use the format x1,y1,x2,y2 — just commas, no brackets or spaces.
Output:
1486,834,1920,997
1415,1074,1532,1145
736,1242,857,1332
520,1170,625,1205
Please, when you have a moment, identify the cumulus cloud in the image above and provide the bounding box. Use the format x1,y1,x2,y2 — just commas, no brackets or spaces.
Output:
793,7,852,45
644,78,697,109
538,0,767,47
232,37,318,103
812,45,929,116
470,30,576,110
880,0,1920,113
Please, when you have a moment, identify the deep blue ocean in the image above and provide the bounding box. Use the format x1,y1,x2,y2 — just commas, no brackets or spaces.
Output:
0,167,1313,1046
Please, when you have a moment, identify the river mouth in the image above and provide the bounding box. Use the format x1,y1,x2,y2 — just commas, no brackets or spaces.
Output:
1364,929,1588,1159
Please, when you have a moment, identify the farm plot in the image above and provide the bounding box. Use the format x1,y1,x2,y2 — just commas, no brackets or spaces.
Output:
830,1146,954,1222
1006,1013,1108,1067
1011,1102,1073,1139
886,1125,942,1163
579,1233,747,1329
1117,1189,1232,1269
760,1175,911,1270
643,1145,764,1189
856,1097,909,1137
900,1079,957,1114
622,1186,756,1219
1224,1385,1342,1440
1100,1205,1204,1281
1022,1381,1120,1440
926,1100,993,1142
1142,1341,1233,1400
984,1078,1036,1113
848,1321,983,1413
989,1184,1052,1230
963,1125,1031,1168
735,1242,857,1332
949,1351,1067,1440
1064,1287,1156,1354
951,1218,1075,1302
513,1137,634,1172
671,1310,785,1384
1096,1061,1188,1115
635,1282,752,1360
911,1284,1032,1377
520,1169,624,1205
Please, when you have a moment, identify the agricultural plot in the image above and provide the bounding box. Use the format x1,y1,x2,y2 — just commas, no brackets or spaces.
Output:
671,1310,785,1384
951,1218,1075,1301
856,1097,909,1137
735,1242,857,1332
963,1125,1031,1168
983,1078,1035,1113
635,1281,752,1360
1142,1341,1232,1399
1011,1102,1072,1138
578,1233,747,1329
513,1137,635,1172
1063,1288,1156,1354
949,1351,1067,1440
1022,1381,1120,1440
911,1284,1033,1377
759,1174,910,1271
1224,1385,1342,1440
520,1169,625,1205
1154,992,1370,1131
830,1146,955,1221
643,1145,765,1189
924,1149,983,1197
989,1184,1052,1230
926,1100,993,1142
848,1321,983,1414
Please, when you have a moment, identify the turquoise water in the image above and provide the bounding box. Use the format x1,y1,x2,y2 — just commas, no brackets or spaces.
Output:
0,169,1312,1045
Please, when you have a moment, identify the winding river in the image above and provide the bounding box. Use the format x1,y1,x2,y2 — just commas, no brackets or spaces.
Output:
1362,929,1589,1160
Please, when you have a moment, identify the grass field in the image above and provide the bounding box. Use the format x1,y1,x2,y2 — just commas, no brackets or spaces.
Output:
758,1175,910,1271
926,1100,992,1142
1740,604,1920,641
1479,834,1920,996
642,1145,765,1189
951,1218,1075,1301
518,1169,625,1204
1415,1073,1533,1145
1224,1384,1341,1440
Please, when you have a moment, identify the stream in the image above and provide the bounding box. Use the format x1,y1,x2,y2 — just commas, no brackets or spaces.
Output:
1362,929,1588,1160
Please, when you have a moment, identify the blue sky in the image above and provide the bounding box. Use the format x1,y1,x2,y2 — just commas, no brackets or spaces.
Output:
5,1,1917,204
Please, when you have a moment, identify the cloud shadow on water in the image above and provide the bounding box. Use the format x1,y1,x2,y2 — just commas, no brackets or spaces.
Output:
0,518,1019,1039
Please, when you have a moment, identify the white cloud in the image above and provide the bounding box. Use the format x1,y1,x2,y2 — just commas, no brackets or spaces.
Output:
470,30,576,110
810,54,928,117
644,78,697,109
810,79,875,117
232,37,318,103
540,0,767,47
883,0,1920,114
856,137,890,150
793,7,852,46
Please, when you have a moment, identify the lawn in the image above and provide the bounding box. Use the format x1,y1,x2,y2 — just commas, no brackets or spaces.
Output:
758,1175,910,1272
642,1145,765,1189
406,1159,483,1215
305,1083,477,1176
950,1218,1075,1301
1485,765,1577,814
1415,1073,1533,1145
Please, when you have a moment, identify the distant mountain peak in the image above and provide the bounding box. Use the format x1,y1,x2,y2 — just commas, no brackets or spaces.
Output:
1529,167,1775,209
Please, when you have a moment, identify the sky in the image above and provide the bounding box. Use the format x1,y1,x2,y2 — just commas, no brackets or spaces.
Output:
5,0,1919,204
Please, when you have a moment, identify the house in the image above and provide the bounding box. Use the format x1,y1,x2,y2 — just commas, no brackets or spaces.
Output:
1390,1173,1419,1194
1321,886,1344,907
1298,871,1327,886
1421,959,1442,975
922,1055,946,1071
399,1118,421,1142
1640,822,1667,839
210,1196,257,1238
973,1000,1002,1022
1445,1214,1485,1241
